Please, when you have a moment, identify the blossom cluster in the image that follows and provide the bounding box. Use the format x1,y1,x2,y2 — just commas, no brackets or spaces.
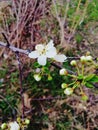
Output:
1,118,30,130
28,40,67,66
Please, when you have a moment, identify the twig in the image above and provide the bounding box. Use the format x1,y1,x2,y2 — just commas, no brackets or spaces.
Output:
51,62,76,75
32,96,65,101
67,56,80,60
0,41,29,55
2,32,10,47
1,32,26,119
0,41,97,61
15,52,25,119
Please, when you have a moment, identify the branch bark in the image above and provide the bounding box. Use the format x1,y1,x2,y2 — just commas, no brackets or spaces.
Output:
0,41,29,55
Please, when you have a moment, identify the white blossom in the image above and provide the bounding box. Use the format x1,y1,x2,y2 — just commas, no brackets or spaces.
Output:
28,40,67,66
9,121,20,130
54,54,67,62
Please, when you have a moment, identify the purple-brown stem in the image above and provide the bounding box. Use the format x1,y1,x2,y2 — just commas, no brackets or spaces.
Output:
32,96,65,101
51,62,76,75
15,52,25,119
2,33,25,119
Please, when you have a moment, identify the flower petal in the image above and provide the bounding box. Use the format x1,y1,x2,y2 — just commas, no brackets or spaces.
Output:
9,121,20,130
46,47,57,58
35,44,44,52
46,40,54,50
54,54,67,62
28,51,39,58
38,55,47,66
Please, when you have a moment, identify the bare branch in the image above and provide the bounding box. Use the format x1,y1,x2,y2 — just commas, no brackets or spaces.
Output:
0,41,29,55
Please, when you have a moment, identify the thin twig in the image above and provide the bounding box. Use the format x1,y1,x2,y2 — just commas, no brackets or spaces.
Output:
51,62,75,75
15,52,25,119
0,41,29,55
1,33,26,119
32,96,65,101
2,32,10,47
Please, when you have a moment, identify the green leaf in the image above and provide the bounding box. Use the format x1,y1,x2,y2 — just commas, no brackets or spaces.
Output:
33,62,41,68
77,74,83,81
85,82,94,88
85,74,98,88
90,75,98,83
84,74,95,82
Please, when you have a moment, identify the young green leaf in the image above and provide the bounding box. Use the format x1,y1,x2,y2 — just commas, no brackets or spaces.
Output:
85,82,94,88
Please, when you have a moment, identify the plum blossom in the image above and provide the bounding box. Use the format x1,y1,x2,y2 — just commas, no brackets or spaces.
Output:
28,40,67,66
9,121,20,130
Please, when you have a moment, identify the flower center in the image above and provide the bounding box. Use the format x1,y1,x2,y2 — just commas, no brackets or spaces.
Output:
39,48,47,55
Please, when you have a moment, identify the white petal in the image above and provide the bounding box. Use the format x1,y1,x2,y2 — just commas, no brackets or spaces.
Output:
28,51,39,58
35,44,44,51
9,121,20,130
46,47,57,58
46,40,54,50
38,55,47,66
54,54,67,62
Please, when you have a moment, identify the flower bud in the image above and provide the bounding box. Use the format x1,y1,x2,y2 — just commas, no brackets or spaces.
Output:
34,74,41,81
25,119,30,125
48,75,52,81
80,56,87,64
81,94,88,101
17,117,21,123
86,56,92,61
1,123,7,130
64,88,73,95
35,68,41,73
59,68,68,75
61,83,68,89
86,51,90,56
70,60,77,66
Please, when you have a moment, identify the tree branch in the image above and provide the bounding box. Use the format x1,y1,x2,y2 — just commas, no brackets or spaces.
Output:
0,41,29,55
15,52,25,119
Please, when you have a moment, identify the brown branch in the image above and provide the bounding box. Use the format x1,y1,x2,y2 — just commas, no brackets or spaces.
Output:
0,40,79,76
0,41,29,55
0,40,76,75
51,62,75,75
15,52,25,119
32,96,65,101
